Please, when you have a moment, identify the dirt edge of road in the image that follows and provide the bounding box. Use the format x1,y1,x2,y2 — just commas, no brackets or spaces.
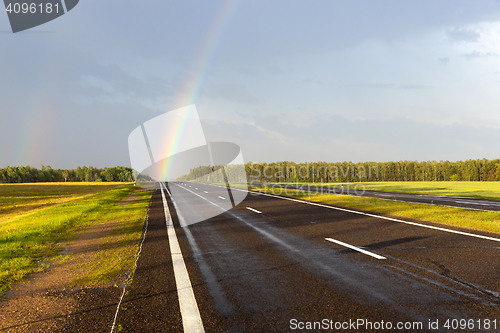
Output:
0,190,152,333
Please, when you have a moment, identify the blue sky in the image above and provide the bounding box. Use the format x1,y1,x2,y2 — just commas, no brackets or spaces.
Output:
1,0,500,168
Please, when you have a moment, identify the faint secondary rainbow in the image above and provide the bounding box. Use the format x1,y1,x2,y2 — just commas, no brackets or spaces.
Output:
13,48,66,168
16,81,55,168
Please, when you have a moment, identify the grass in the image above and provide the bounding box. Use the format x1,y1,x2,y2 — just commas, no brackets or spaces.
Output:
0,184,152,294
0,182,127,225
249,185,500,234
269,181,500,199
68,189,152,287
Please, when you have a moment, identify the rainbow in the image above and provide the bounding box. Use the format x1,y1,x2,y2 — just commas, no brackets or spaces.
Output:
172,0,243,108
16,80,56,168
148,0,243,180
147,105,206,181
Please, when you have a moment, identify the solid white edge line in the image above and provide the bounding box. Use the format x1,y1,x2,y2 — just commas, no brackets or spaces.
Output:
208,184,500,243
160,183,205,333
325,238,386,260
246,207,262,214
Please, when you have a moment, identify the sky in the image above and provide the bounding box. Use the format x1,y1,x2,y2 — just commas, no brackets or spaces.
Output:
1,0,500,169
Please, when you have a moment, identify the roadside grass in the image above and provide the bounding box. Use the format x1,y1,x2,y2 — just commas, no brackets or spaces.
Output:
68,189,152,287
249,185,500,235
271,181,500,199
0,182,126,225
0,184,152,294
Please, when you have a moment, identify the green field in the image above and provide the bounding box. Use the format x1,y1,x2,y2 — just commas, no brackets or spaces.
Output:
0,182,127,225
272,181,500,199
250,185,500,235
0,183,153,294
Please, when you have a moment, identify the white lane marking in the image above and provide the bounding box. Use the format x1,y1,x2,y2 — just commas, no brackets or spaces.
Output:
261,184,500,212
218,196,226,200
216,185,500,243
195,188,199,190
174,184,225,210
160,183,205,333
246,207,262,214
204,191,208,194
325,238,386,260
173,184,392,298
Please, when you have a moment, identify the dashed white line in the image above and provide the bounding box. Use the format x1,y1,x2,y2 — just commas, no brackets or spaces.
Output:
222,185,500,243
218,196,226,200
204,191,208,194
174,184,225,211
325,238,386,260
195,188,198,190
246,207,262,214
160,183,205,333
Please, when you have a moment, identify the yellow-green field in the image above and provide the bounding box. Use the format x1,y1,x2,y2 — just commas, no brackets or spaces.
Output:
0,182,127,225
250,185,500,234
0,183,153,294
273,181,500,199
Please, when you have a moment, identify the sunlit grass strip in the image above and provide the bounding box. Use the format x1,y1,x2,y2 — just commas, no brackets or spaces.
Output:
0,182,126,223
272,181,500,200
0,194,107,226
69,190,152,287
249,185,500,234
0,185,151,294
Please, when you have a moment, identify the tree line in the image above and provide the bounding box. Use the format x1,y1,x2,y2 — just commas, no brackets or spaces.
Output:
10,158,496,184
0,165,138,183
176,164,247,184
178,158,500,183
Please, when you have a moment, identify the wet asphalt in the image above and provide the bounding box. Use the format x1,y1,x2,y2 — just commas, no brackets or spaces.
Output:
67,182,500,332
255,183,500,212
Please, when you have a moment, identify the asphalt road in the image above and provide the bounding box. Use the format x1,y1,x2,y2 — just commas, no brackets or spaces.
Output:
252,183,500,212
114,182,500,332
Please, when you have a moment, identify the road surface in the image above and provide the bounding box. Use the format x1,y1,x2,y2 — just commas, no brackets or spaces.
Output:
113,182,500,332
252,183,500,212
